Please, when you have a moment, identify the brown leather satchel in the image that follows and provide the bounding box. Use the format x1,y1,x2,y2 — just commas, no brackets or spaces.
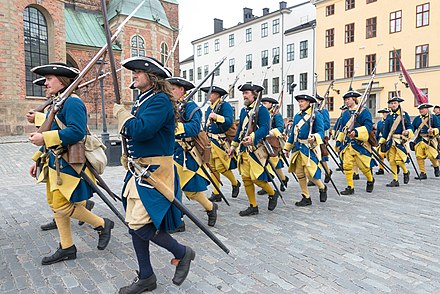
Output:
368,127,378,147
225,121,238,143
265,135,280,157
193,130,211,164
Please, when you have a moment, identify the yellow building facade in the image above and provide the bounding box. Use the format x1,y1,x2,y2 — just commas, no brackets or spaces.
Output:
312,0,440,119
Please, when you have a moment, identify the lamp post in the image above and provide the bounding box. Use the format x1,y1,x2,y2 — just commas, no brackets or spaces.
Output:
96,58,109,146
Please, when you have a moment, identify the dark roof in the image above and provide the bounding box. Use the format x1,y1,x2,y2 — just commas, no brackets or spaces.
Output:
284,19,316,35
180,55,194,63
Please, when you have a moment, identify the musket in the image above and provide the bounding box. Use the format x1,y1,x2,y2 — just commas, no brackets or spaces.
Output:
319,80,334,111
37,1,145,134
78,68,123,89
164,26,182,67
279,151,298,182
318,161,340,196
262,139,287,192
33,97,54,113
212,65,245,115
129,159,230,255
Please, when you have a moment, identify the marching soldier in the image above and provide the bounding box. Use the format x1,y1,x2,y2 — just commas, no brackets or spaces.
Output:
228,82,279,216
169,77,218,227
203,85,241,202
379,96,414,186
284,119,293,136
411,103,440,179
283,94,327,206
434,105,440,116
257,96,289,195
335,90,375,195
332,104,348,172
316,94,332,184
375,108,390,175
113,57,195,292
29,62,113,265
27,76,94,231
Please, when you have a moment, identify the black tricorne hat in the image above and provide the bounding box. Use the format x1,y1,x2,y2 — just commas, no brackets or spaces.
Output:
261,97,279,104
31,62,79,79
388,96,404,103
340,105,348,110
167,77,195,91
315,94,325,100
342,90,362,99
129,81,136,90
200,85,227,96
434,105,440,109
295,94,317,103
377,107,390,113
33,77,46,87
122,56,171,78
238,82,264,93
417,103,433,109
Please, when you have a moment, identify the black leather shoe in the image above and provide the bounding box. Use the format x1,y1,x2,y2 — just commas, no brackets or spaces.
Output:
386,180,399,187
257,188,267,195
232,181,241,198
41,244,76,265
340,186,355,195
366,178,374,193
280,177,289,192
307,181,315,186
319,185,328,202
40,219,57,231
324,170,333,184
207,203,218,227
295,195,312,207
119,273,157,294
172,247,196,286
404,171,410,184
95,218,114,250
414,172,427,180
435,166,440,177
169,222,186,234
353,173,360,180
239,205,259,216
336,167,342,171
78,200,95,226
268,192,279,211
208,193,222,202
375,169,384,175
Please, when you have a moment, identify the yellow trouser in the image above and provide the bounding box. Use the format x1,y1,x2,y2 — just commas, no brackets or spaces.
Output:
46,183,104,249
415,141,439,173
185,191,213,211
387,145,408,181
240,152,274,206
293,154,325,197
342,145,373,187
209,144,238,194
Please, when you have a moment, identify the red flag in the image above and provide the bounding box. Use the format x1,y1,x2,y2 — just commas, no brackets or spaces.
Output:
397,52,428,106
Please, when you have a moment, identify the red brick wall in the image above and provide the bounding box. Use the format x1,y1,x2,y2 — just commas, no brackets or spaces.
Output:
160,0,180,76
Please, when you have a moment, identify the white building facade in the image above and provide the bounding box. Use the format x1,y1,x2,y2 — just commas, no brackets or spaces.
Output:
180,1,316,121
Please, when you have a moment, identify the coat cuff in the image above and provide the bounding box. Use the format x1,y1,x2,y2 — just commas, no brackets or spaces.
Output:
407,129,414,139
379,137,386,144
250,132,256,144
32,150,43,162
216,115,225,123
231,141,240,148
175,122,185,135
43,130,62,147
270,128,282,137
354,126,369,142
284,142,293,151
336,131,345,143
313,133,323,145
34,112,46,127
433,128,439,136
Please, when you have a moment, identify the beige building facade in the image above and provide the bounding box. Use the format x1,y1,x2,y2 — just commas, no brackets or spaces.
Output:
312,0,440,119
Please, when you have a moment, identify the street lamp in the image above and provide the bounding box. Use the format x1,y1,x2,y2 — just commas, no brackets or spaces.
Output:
96,58,109,146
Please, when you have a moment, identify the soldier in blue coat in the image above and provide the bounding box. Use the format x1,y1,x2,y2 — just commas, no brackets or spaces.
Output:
203,85,241,202
168,77,218,227
411,103,440,179
283,94,327,206
375,108,390,175
379,96,414,186
113,57,195,293
314,95,333,184
29,63,113,265
228,83,279,216
257,97,289,195
335,90,376,195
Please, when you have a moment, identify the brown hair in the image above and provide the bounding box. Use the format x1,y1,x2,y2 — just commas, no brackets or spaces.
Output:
57,76,77,93
146,73,179,127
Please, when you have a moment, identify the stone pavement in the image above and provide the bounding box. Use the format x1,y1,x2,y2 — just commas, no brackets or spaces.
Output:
1,141,440,293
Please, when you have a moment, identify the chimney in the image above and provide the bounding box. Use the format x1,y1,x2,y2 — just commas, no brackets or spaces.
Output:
263,8,269,16
243,7,254,23
214,18,223,33
279,1,287,10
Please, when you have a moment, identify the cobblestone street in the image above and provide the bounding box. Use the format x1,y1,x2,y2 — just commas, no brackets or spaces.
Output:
1,141,439,293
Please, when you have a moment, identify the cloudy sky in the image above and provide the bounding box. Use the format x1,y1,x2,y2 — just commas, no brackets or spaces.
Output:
177,0,307,60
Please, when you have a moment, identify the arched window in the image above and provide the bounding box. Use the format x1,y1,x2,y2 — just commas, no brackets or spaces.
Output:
24,6,49,97
160,42,169,65
131,35,145,57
